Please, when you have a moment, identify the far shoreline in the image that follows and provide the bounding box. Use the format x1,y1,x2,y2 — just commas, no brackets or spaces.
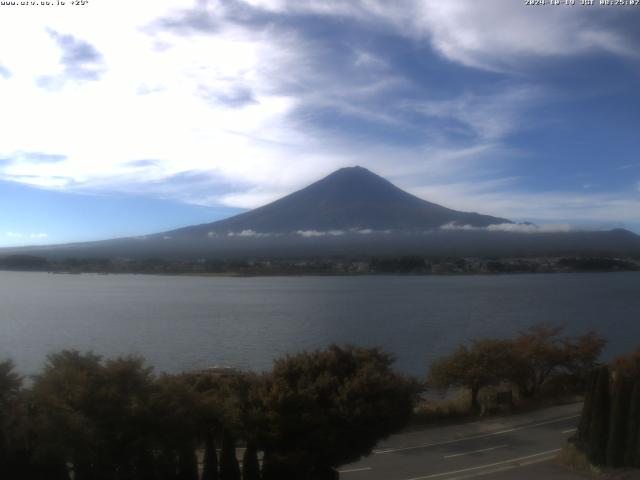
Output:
1,267,640,279
1,253,639,277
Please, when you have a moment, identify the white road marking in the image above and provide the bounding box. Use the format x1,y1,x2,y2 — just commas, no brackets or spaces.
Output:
338,467,372,474
443,464,515,480
562,428,577,434
374,414,579,454
443,454,554,480
401,448,561,480
444,444,508,459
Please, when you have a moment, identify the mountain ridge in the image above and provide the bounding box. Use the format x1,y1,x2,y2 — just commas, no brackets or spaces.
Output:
1,166,639,260
166,166,511,237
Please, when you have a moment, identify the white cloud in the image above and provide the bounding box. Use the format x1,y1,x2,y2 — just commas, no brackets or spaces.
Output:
410,1,634,71
227,229,272,237
441,222,577,234
0,0,337,196
0,0,638,233
432,4,637,70
488,223,573,233
296,228,390,237
232,0,640,70
218,190,294,210
617,163,640,171
3,231,48,239
3,0,623,204
2,0,416,210
296,230,345,237
411,86,542,141
411,180,640,226
235,1,639,70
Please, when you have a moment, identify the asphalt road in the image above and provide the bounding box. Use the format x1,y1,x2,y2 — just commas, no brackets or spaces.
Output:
338,403,587,480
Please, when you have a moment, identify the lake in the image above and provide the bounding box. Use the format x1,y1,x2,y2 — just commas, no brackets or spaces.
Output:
1,271,639,378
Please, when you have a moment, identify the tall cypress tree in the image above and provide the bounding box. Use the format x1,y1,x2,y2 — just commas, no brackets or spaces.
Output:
133,448,156,480
156,448,179,480
72,461,95,480
22,451,70,480
260,451,296,480
260,450,276,480
578,369,597,442
219,430,240,480
606,374,631,467
588,365,610,465
178,445,199,480
241,442,261,480
201,433,219,480
625,380,640,467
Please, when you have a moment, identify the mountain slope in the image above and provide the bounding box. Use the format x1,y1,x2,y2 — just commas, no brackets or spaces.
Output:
2,167,640,260
169,166,511,236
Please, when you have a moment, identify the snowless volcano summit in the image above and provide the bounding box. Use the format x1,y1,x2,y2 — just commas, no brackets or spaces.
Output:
172,166,511,237
4,166,640,260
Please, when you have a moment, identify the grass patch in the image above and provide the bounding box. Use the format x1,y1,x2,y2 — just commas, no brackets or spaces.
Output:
410,384,583,428
411,390,473,426
557,444,602,476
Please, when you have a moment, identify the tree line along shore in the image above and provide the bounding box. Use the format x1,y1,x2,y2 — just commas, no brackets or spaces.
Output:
2,324,639,479
1,254,639,275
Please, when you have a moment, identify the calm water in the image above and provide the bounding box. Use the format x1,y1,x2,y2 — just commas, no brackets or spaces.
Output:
1,271,639,378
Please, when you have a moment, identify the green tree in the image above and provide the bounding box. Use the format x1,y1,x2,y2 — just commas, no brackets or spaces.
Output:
177,446,198,480
611,349,640,467
0,360,22,453
155,448,178,480
508,325,605,398
261,450,294,480
428,339,513,411
578,369,598,441
220,430,241,480
606,374,631,467
258,345,417,478
0,359,35,479
588,365,610,465
201,433,219,480
30,351,104,479
612,348,640,377
6,346,419,480
31,351,159,480
625,380,640,467
242,442,260,480
151,375,204,480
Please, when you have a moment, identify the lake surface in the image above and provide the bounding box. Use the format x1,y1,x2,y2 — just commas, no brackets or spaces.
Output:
1,271,639,378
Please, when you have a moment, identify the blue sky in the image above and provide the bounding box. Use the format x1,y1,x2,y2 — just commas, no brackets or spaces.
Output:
1,0,640,246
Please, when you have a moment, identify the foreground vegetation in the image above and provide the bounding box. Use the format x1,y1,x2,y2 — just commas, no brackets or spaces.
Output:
1,324,634,478
428,332,640,472
0,346,418,480
427,325,605,413
572,349,640,469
